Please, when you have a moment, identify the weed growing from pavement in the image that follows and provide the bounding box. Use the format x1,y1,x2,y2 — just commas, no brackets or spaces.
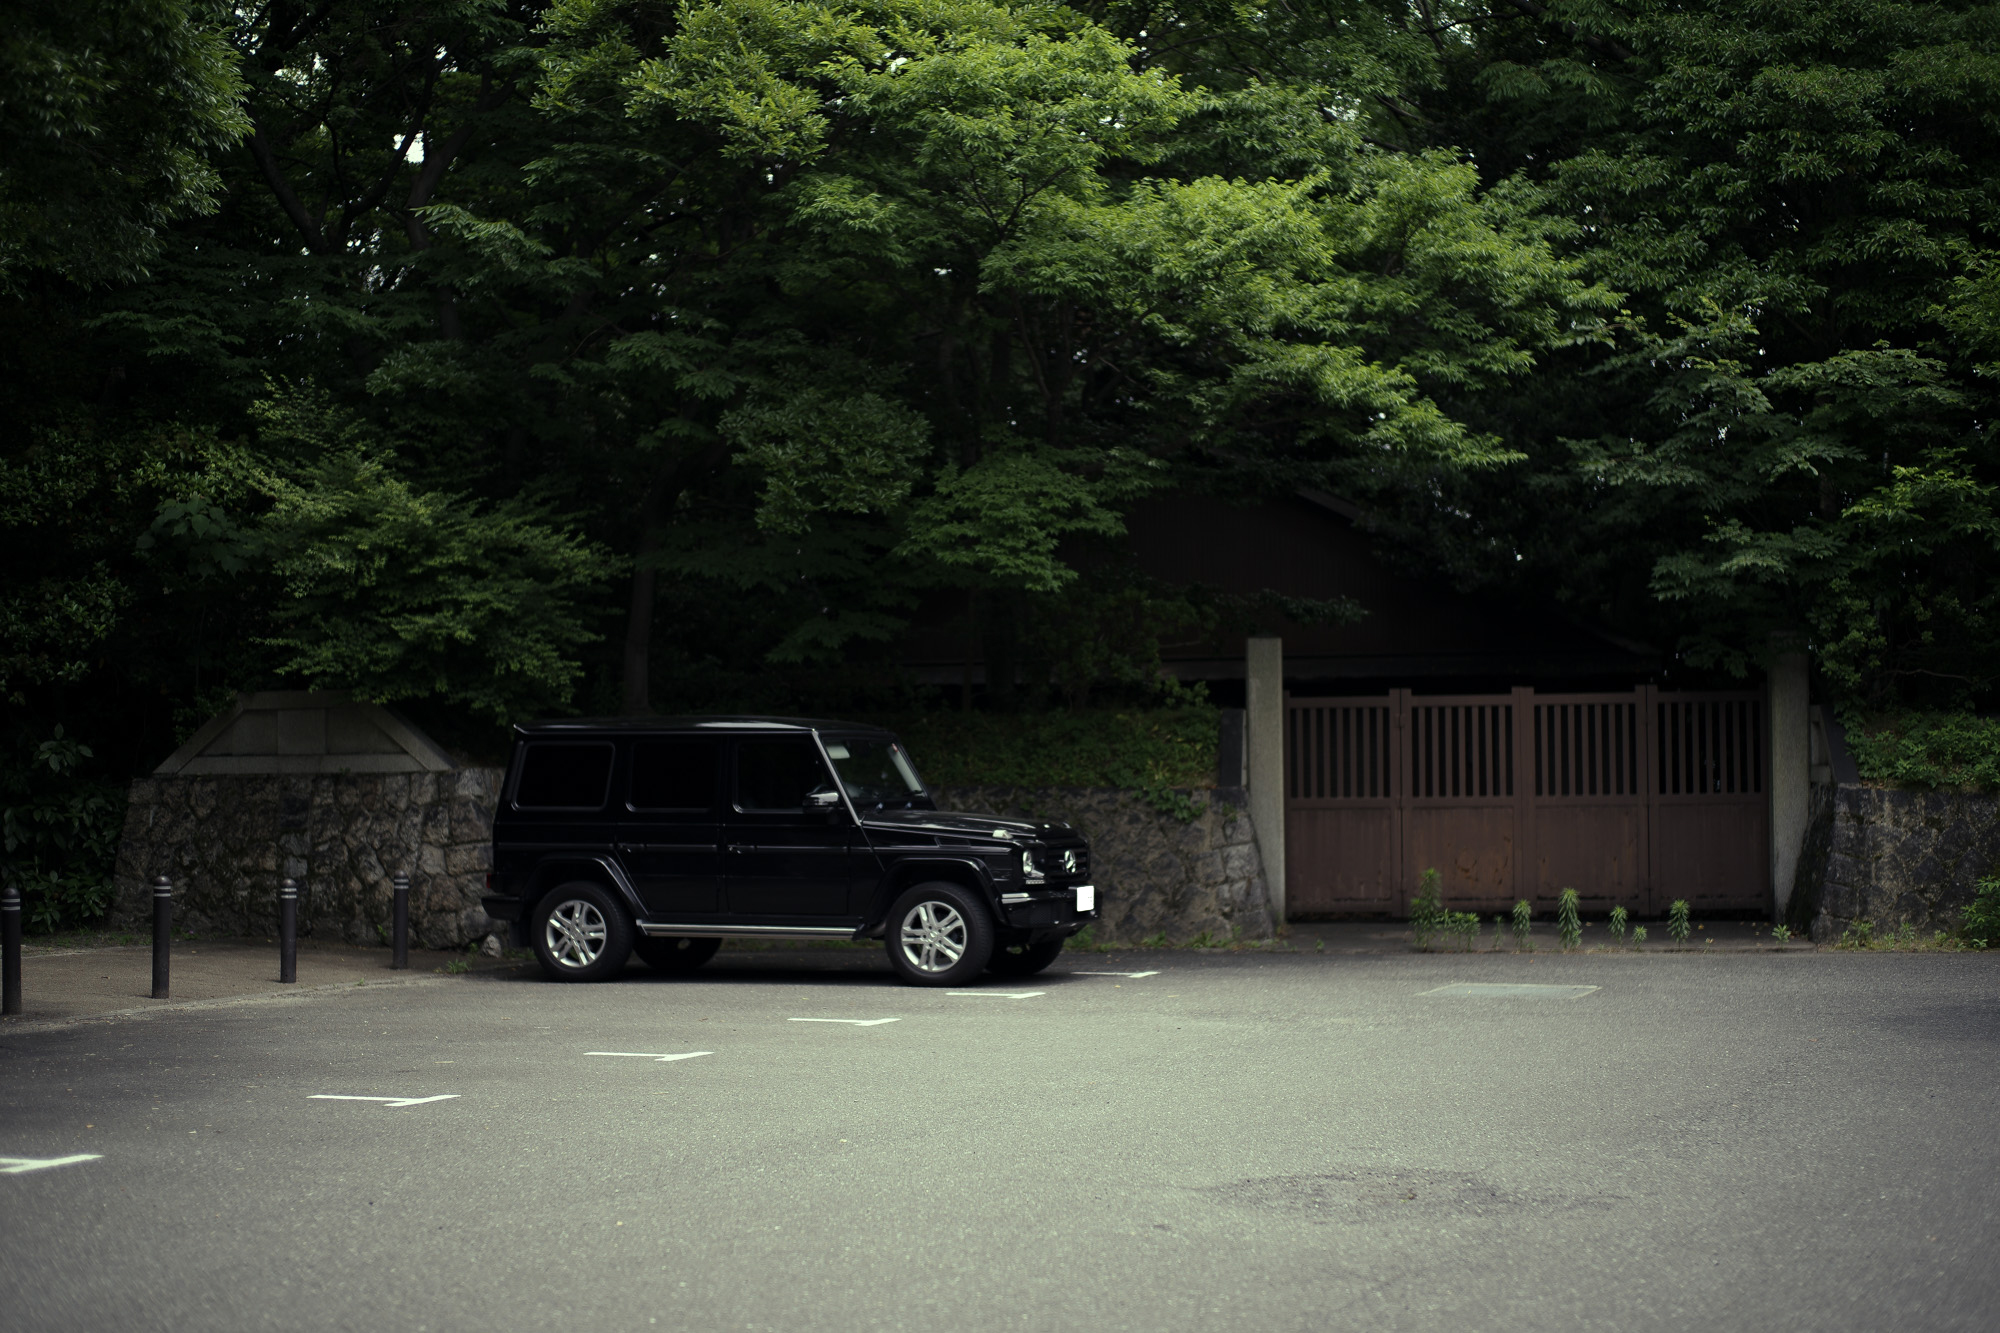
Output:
1632,925,1648,946
439,958,472,975
1491,915,1506,949
1834,919,1970,951
1511,900,1533,951
1140,932,1168,949
1668,900,1692,945
1557,889,1582,951
1770,924,1792,943
1410,868,1444,950
1609,906,1630,947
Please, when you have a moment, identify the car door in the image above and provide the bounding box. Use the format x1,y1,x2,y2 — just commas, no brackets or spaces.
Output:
617,737,723,917
723,737,855,919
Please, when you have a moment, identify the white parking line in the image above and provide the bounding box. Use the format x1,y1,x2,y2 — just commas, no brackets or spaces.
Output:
789,1018,900,1026
308,1094,460,1108
1,1154,102,1175
1417,983,1600,999
946,991,1044,1000
1075,970,1160,979
585,1051,713,1063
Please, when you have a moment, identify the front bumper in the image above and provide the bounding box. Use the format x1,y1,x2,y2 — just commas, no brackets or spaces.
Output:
998,885,1097,932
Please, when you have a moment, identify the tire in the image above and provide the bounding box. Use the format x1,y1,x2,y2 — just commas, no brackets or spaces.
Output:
530,881,635,982
884,881,995,987
634,935,721,974
988,936,1064,977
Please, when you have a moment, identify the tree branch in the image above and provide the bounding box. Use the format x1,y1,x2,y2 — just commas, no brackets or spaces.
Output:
246,129,329,253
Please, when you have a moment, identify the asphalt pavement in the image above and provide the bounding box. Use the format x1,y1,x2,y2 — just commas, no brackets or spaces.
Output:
2,946,1994,1332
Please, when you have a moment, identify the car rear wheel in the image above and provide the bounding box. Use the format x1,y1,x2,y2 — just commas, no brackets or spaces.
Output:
885,882,994,986
634,936,721,974
531,882,634,982
988,937,1064,977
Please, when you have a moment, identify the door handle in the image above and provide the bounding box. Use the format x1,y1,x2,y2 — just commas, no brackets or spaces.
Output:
727,844,751,855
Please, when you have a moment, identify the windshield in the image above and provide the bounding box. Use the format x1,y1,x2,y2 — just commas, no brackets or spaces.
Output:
822,736,929,808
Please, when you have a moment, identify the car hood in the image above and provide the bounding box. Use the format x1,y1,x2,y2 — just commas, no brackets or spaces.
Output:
857,808,1077,842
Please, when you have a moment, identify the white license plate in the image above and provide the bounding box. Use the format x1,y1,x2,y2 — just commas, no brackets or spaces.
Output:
1074,884,1095,912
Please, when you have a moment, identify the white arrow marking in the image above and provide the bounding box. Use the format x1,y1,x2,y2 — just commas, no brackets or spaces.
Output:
308,1094,460,1108
789,1018,900,1026
585,1051,713,1063
0,1154,103,1175
945,991,1044,1000
1075,970,1160,979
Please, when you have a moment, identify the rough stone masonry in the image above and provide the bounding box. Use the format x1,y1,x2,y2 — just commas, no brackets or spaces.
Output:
113,771,501,948
115,774,1274,948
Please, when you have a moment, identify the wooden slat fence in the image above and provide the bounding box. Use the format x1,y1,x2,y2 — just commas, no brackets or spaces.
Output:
1285,687,1767,917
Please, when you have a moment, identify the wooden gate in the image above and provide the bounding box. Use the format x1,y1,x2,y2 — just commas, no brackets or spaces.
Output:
1284,688,1768,916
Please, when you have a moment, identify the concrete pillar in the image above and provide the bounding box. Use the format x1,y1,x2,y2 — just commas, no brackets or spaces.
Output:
1245,637,1285,925
1768,640,1810,920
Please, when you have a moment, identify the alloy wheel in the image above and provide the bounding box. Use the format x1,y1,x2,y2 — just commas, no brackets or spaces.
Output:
898,900,967,974
544,898,608,969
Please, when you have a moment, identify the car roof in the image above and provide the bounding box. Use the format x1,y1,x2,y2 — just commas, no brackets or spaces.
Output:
513,715,896,738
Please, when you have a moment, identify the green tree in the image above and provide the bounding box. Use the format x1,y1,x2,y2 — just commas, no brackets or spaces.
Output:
1,0,247,288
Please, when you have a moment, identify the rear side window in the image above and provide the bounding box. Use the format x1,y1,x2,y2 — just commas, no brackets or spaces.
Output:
629,739,719,812
513,742,614,810
735,739,835,812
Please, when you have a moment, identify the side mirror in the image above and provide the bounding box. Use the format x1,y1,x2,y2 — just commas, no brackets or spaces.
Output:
805,789,842,811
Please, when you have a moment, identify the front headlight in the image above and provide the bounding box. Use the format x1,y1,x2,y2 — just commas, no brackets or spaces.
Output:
1021,849,1046,884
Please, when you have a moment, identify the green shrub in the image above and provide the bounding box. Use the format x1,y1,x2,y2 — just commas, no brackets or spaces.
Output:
1845,713,2000,791
1557,888,1582,951
2,728,123,933
1608,906,1630,947
1962,875,2000,949
872,704,1218,819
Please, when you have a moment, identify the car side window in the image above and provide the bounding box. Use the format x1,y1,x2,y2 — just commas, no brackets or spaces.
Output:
513,742,613,810
629,739,719,812
735,740,835,813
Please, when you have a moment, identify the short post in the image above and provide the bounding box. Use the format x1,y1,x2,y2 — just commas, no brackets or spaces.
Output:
278,878,298,984
2,875,22,1016
391,871,410,970
151,875,173,1000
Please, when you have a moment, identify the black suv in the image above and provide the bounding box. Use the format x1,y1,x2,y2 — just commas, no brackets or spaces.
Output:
480,717,1095,986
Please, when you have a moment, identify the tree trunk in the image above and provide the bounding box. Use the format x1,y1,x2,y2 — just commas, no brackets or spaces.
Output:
621,532,662,716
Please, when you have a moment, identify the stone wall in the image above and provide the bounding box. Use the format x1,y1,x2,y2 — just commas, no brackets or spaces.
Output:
113,770,503,948
114,775,1273,948
1810,784,2000,942
934,786,1274,943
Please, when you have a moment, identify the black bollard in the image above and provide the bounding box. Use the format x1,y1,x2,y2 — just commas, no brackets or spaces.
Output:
391,871,410,970
151,875,172,1000
2,875,21,1016
278,878,298,984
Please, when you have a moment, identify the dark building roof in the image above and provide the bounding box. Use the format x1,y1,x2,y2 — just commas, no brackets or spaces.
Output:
898,491,1655,687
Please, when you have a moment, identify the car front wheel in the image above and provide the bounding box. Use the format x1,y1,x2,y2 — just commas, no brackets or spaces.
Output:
531,882,634,982
885,882,994,986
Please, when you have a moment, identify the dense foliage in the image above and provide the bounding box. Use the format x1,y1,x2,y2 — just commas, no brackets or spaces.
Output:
4,1,1999,921
1845,711,2000,790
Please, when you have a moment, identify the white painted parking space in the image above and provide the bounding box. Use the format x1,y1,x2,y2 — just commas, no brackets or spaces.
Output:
585,1050,713,1063
1074,970,1160,979
1418,983,1600,999
788,1018,900,1026
2,1154,102,1175
308,1094,461,1108
946,990,1044,1000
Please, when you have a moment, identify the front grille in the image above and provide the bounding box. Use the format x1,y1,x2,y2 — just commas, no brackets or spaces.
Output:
1033,845,1088,879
